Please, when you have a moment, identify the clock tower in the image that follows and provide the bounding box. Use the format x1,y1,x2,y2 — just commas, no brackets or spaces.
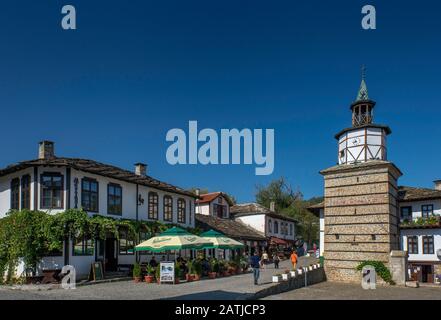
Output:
320,69,402,283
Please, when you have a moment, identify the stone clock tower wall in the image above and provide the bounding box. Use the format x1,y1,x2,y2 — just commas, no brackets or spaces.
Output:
320,160,402,282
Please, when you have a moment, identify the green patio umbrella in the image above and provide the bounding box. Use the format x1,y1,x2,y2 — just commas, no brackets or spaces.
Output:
200,229,245,249
134,226,213,252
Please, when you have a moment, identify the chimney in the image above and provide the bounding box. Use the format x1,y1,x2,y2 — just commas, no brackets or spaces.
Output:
195,188,200,196
134,163,147,176
270,201,275,212
434,180,441,191
38,141,55,159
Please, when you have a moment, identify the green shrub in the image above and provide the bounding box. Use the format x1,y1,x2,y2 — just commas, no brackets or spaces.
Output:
132,262,141,278
146,265,155,276
192,260,202,275
356,261,395,285
209,258,219,273
155,265,160,279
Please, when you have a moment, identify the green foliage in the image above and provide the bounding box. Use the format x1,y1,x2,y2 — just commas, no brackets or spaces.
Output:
401,215,440,227
0,208,185,283
155,265,161,279
192,259,202,275
209,258,219,273
255,177,321,246
217,259,227,273
146,264,155,276
174,262,181,278
356,261,395,285
132,262,141,278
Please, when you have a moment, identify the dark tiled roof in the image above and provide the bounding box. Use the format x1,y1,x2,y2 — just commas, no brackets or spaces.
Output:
195,214,266,241
334,124,392,139
230,203,298,223
0,158,196,198
398,186,441,202
307,186,441,212
307,201,324,216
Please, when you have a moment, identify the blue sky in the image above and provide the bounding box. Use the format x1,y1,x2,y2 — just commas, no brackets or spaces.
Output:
1,0,440,202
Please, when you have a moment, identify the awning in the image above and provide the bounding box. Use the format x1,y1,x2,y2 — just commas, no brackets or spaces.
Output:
269,237,288,245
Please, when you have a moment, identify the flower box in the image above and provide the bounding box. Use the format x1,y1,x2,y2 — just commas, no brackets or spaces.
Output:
272,275,282,283
281,273,290,281
290,271,297,277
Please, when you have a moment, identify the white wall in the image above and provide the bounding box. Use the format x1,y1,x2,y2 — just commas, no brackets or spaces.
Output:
195,203,210,216
196,194,230,218
0,168,37,217
70,169,195,228
235,214,265,233
266,216,296,241
401,228,441,263
399,199,441,220
319,208,325,256
338,127,386,165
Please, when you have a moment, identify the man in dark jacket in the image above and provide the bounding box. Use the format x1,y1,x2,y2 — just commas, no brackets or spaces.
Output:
250,251,261,285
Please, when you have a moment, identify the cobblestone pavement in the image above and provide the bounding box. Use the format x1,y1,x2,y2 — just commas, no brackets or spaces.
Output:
0,257,317,300
262,281,441,300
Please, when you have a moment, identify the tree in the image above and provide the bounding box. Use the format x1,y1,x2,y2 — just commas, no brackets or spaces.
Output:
255,177,321,247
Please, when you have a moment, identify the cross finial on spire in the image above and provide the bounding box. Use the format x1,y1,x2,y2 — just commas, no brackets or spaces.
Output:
356,65,369,101
361,65,366,81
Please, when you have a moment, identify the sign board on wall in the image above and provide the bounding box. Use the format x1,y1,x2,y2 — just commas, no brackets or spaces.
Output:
159,262,174,284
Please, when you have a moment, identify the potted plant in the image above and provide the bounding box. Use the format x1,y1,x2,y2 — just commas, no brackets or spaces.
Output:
133,262,142,283
228,261,237,275
144,265,155,283
186,261,194,282
208,259,218,279
272,274,282,283
217,259,228,276
192,260,202,281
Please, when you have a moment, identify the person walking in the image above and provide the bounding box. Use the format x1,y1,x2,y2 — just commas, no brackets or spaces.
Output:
303,242,308,256
250,251,261,285
272,253,280,269
261,251,269,269
290,250,298,270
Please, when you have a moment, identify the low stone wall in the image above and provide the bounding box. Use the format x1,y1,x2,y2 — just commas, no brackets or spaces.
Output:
249,267,327,300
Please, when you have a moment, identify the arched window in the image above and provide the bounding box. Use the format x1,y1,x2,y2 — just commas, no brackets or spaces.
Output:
268,219,272,233
148,192,158,219
177,198,186,223
274,221,279,234
163,195,173,221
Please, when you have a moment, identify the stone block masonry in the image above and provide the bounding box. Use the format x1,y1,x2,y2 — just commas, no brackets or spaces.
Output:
320,161,403,283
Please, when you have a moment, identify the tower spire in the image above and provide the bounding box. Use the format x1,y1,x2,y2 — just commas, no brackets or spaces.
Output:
356,65,369,101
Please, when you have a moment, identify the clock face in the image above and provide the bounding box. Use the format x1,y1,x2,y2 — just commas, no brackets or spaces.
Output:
351,137,361,146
